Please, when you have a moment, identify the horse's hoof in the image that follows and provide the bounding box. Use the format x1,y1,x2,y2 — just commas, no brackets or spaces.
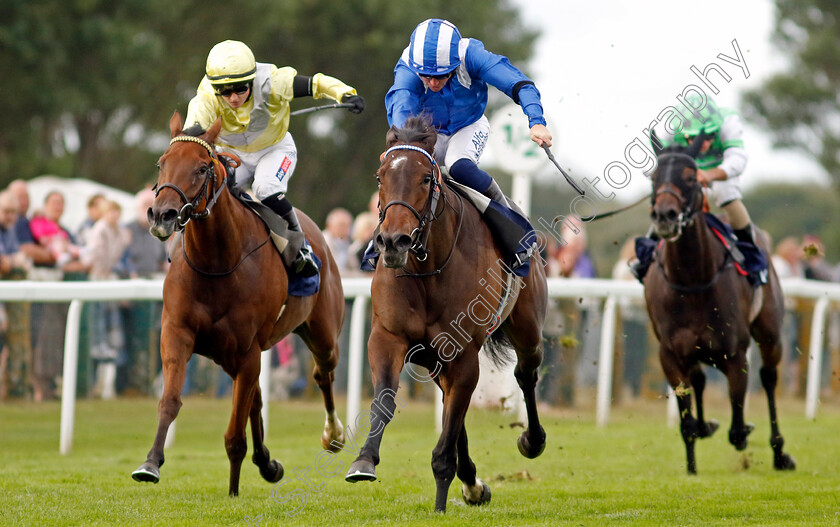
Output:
322,430,344,453
259,459,284,483
517,426,546,459
132,463,160,484
731,422,755,451
462,478,491,506
775,453,796,471
700,419,719,438
345,459,377,482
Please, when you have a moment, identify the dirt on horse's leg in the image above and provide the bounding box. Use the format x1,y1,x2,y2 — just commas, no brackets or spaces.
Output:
689,366,719,438
226,353,260,496
431,367,478,513
456,425,491,506
345,328,407,483
514,352,546,459
759,364,796,470
725,356,753,451
249,385,284,483
132,349,188,484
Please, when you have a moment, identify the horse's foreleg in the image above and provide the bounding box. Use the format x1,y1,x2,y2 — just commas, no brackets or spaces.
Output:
689,366,719,438
514,351,546,459
345,328,406,484
759,364,796,470
132,349,188,484
431,366,479,513
226,353,260,496
725,355,753,451
661,349,700,474
456,426,491,507
249,384,284,484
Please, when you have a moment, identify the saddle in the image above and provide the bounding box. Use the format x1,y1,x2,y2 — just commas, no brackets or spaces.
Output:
227,184,320,297
444,177,536,278
633,213,768,287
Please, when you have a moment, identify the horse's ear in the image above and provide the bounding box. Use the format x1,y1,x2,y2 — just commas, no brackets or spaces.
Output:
205,118,223,144
385,125,400,148
650,129,664,157
685,130,707,158
169,111,183,138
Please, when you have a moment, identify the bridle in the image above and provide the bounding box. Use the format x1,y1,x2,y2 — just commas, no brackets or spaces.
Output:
154,135,266,277
652,151,732,292
153,135,228,230
377,144,463,277
651,152,703,241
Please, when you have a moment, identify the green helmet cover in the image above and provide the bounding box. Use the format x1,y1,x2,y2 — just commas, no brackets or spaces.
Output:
674,94,724,145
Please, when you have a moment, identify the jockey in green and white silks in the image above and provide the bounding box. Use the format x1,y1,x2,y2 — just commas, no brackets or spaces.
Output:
632,94,768,286
184,40,365,278
382,19,552,276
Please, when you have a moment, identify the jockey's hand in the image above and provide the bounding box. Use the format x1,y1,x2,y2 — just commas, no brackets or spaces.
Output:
696,169,711,185
342,94,366,114
530,124,552,147
696,167,726,185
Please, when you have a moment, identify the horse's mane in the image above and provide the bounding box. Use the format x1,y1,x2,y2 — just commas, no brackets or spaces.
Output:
182,124,206,138
387,115,436,152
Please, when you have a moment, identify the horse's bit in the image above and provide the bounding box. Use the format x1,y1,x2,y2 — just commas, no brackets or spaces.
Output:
154,135,227,230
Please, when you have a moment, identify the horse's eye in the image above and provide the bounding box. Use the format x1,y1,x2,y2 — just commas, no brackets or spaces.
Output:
423,174,432,185
199,166,207,175
375,175,381,186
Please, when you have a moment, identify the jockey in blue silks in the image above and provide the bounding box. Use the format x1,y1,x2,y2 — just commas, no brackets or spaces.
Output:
384,18,553,275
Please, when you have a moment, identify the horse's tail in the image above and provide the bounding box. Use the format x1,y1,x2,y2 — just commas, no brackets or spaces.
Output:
482,330,515,368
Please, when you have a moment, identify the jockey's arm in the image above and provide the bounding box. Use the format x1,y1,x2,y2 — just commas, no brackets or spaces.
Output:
470,41,550,147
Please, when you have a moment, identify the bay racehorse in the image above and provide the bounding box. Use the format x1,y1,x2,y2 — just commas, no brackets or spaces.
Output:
132,112,345,495
344,117,548,512
644,135,795,474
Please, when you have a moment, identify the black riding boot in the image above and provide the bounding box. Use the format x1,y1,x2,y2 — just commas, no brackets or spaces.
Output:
733,225,768,286
261,193,319,278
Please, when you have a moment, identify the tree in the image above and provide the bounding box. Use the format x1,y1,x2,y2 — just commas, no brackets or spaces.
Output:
741,1,840,186
0,0,537,223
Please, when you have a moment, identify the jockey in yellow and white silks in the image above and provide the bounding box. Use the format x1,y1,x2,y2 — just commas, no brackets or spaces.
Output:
184,40,365,278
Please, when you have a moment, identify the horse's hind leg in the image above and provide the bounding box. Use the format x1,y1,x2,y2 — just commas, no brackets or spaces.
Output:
132,335,189,484
724,352,754,451
225,352,261,496
249,384,284,483
689,366,719,438
456,425,491,506
296,325,344,451
513,352,546,458
759,365,795,469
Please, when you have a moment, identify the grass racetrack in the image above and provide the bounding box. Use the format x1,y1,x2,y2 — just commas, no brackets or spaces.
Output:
2,392,839,526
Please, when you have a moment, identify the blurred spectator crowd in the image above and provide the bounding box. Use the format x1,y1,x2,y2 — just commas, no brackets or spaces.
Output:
2,180,838,408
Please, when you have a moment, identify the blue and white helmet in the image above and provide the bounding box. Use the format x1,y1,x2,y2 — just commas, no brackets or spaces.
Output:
408,19,462,76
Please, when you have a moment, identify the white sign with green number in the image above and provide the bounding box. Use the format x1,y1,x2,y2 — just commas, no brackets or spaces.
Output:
489,103,547,174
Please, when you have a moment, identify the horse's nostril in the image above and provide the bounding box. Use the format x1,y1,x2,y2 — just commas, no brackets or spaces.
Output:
394,234,413,252
162,209,178,223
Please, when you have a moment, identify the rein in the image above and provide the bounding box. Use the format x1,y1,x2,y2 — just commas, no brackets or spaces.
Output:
377,144,462,278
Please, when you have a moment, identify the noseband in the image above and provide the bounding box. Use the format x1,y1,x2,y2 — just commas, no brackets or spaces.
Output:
652,152,702,239
154,135,228,230
378,144,444,262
